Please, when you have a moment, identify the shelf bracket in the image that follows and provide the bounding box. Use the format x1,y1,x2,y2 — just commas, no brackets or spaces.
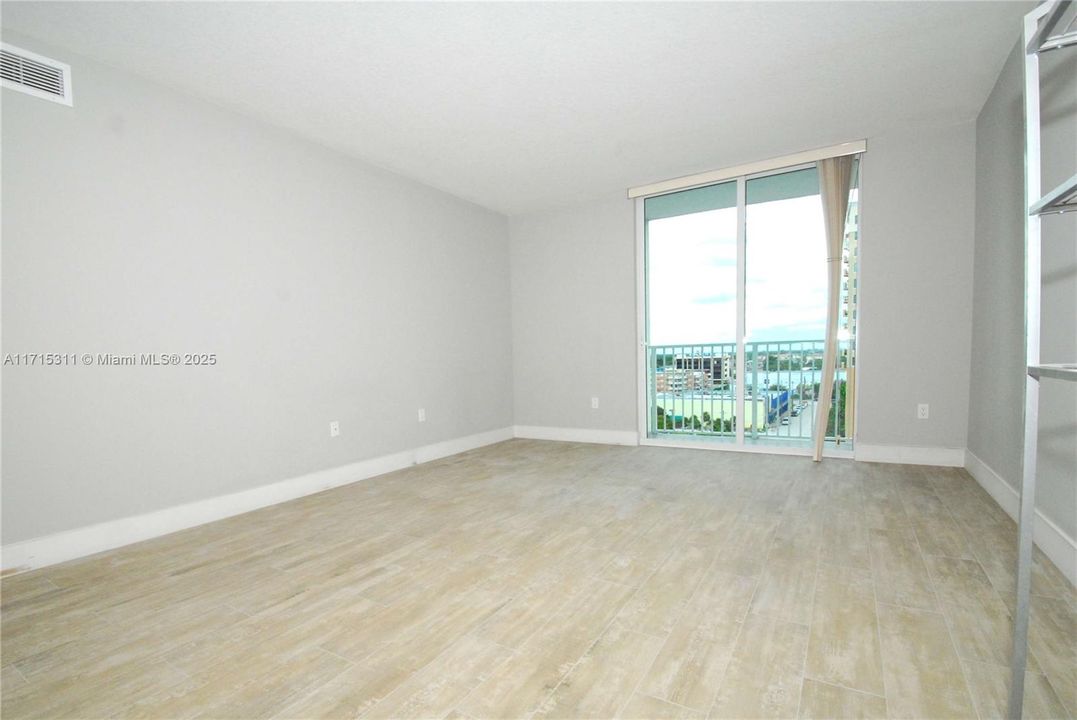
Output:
1027,0,1075,53
1029,172,1077,216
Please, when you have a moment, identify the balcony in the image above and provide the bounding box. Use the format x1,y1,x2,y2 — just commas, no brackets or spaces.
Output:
646,340,852,445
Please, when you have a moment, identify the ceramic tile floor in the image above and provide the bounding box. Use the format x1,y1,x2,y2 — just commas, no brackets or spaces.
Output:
1,439,1074,719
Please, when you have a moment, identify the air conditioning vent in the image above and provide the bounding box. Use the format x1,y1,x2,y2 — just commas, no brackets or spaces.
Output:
1,43,72,106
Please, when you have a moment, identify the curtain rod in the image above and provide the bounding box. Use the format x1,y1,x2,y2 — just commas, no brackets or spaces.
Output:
627,140,867,199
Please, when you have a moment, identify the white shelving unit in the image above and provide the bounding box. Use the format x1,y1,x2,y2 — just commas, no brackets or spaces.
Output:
1009,2,1077,718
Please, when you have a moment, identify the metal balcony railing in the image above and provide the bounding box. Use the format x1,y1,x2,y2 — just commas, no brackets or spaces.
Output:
646,339,852,444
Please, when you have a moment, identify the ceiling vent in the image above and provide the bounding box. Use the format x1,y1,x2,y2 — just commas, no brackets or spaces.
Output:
1,43,72,106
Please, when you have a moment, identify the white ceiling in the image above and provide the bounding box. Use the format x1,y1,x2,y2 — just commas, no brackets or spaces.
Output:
2,1,1028,216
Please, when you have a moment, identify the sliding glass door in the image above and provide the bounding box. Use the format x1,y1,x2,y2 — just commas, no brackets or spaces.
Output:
645,181,740,437
642,161,859,450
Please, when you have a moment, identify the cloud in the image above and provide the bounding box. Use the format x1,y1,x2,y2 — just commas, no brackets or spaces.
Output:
648,195,834,346
695,292,736,304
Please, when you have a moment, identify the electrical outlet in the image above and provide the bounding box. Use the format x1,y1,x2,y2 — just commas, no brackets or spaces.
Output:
917,404,929,420
591,397,599,409
418,408,426,422
329,420,340,437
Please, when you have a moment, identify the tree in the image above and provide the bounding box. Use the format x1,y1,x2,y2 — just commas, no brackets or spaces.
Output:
812,380,848,437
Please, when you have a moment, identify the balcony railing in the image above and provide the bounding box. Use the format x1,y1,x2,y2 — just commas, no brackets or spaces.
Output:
647,340,851,444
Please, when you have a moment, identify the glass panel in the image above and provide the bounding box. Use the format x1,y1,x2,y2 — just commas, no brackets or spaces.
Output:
835,164,860,445
646,182,738,346
745,167,826,442
645,182,737,438
645,182,736,222
642,156,860,449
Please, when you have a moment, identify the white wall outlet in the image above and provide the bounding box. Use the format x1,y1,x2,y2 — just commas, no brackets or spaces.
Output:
917,403,929,420
591,396,599,409
329,420,340,437
418,408,426,422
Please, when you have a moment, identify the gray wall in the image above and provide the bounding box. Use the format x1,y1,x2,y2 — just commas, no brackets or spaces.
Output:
1,34,513,545
510,196,637,432
855,121,976,451
968,43,1077,539
510,122,978,453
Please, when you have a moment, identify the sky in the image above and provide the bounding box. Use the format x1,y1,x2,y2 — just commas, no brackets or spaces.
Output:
647,195,828,346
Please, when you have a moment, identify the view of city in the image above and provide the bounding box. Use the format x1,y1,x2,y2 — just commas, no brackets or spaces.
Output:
644,168,859,445
649,341,851,442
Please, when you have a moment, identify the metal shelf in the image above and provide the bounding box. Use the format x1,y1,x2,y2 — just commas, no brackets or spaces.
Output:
1028,363,1077,381
1037,28,1077,51
1009,3,1076,718
1028,0,1077,52
1029,172,1077,215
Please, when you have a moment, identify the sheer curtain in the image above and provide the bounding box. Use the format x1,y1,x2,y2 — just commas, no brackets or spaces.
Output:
813,156,855,461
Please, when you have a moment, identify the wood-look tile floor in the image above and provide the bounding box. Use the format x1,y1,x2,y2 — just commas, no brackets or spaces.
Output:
2,439,1074,720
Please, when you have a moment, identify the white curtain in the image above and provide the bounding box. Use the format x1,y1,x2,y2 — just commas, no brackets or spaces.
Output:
813,156,855,461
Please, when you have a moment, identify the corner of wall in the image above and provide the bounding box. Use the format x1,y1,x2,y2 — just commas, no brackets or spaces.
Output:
964,448,1076,586
1,427,515,575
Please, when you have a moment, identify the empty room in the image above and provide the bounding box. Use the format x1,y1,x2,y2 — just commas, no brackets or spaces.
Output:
1,1,1075,719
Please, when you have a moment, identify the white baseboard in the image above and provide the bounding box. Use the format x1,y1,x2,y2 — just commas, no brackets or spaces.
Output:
1,426,514,575
412,427,514,464
513,425,639,446
964,449,1076,586
854,443,965,467
641,436,854,459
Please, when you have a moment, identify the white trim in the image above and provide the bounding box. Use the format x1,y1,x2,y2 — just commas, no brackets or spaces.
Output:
853,443,965,467
735,176,747,445
635,197,648,441
627,140,866,199
641,435,854,459
965,449,1076,586
0,426,514,575
1,42,73,107
513,425,639,446
411,426,513,464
